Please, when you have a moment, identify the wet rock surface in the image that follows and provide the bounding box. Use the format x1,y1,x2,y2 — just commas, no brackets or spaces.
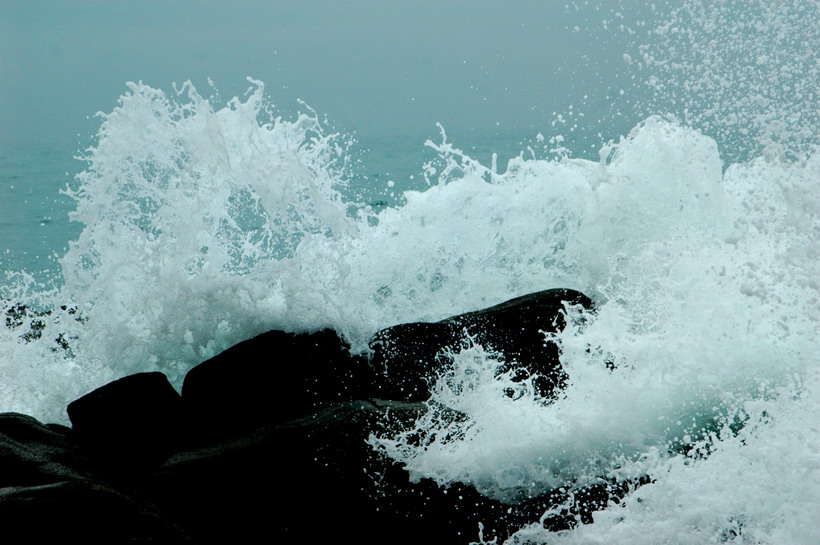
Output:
0,289,634,544
181,328,373,444
369,288,595,400
67,372,183,475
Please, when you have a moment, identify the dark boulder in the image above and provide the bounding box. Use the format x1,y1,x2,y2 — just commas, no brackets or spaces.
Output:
148,399,420,544
181,328,373,445
0,412,191,544
0,413,91,486
0,480,191,544
67,372,183,477
0,288,641,543
0,402,642,545
369,288,595,401
147,398,547,545
146,396,642,544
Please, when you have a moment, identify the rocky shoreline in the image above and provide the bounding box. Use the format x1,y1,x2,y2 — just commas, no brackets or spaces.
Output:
1,289,638,543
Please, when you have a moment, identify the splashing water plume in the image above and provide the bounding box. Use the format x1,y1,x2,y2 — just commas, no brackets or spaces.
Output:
628,0,819,163
1,1,818,543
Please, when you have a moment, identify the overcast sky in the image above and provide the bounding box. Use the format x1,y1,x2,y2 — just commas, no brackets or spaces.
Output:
1,1,653,145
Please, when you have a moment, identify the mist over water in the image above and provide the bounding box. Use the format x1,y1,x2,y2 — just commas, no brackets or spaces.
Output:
1,1,818,543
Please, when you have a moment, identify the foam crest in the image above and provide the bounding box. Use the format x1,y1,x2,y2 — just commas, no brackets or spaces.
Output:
509,371,820,544
56,79,357,380
1,79,361,416
365,120,818,539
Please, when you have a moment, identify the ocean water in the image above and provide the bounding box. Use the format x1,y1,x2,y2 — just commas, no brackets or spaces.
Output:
1,1,819,543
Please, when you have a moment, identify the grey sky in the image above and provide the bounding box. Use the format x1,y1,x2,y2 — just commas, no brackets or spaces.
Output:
1,1,648,145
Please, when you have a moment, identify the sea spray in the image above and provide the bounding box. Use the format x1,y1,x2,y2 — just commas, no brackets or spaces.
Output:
60,78,360,378
1,0,818,541
620,0,819,164
368,118,817,511
1,78,359,416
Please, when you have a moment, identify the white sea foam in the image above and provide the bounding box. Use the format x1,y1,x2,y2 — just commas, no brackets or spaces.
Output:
3,82,816,542
1,0,818,542
369,118,819,517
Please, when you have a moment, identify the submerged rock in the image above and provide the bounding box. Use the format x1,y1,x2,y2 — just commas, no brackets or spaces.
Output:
369,288,594,401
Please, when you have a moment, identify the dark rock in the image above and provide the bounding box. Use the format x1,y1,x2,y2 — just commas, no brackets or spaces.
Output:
145,396,641,544
537,476,654,532
1,288,642,543
0,480,191,544
148,400,415,544
0,412,191,543
0,401,642,544
181,328,372,445
147,399,543,545
67,372,183,476
0,413,92,486
369,288,595,401
4,302,47,343
2,301,83,352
